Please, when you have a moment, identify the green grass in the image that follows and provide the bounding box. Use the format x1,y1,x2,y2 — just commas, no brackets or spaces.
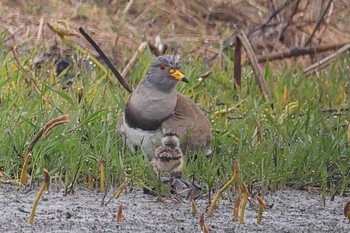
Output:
0,31,350,197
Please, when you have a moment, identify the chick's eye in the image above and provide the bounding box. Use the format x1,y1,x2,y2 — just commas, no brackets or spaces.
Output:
159,65,166,71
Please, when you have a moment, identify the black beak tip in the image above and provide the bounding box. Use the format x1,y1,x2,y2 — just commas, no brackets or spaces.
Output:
182,77,189,83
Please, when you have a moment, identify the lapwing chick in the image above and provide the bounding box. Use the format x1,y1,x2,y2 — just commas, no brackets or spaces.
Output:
152,132,184,202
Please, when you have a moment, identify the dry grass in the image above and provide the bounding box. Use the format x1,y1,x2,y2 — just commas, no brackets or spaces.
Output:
1,0,349,69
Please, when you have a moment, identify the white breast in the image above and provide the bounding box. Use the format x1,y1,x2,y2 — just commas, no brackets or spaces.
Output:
119,114,163,156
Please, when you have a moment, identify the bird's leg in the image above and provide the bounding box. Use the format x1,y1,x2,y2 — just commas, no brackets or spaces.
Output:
169,171,183,203
168,171,183,192
156,171,164,202
168,174,174,193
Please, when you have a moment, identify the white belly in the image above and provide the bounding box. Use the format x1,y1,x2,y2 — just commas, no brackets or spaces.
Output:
119,114,163,156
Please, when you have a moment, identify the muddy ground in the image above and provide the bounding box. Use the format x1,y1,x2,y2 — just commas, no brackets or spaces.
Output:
1,184,350,233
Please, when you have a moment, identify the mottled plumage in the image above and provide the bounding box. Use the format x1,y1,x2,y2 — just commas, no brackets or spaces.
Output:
152,144,183,175
151,132,183,176
151,132,184,201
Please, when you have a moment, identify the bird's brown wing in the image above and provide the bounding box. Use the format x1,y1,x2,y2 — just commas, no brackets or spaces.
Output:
162,93,212,154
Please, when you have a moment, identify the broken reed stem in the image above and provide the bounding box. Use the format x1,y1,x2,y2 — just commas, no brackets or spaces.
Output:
117,204,124,222
238,31,272,101
191,199,198,216
121,42,148,78
29,169,50,225
122,0,134,14
105,181,127,206
239,183,249,224
114,182,127,199
207,160,240,215
87,175,94,190
97,159,105,193
256,195,266,224
303,44,350,77
344,199,350,222
233,196,241,222
20,114,70,185
199,212,209,233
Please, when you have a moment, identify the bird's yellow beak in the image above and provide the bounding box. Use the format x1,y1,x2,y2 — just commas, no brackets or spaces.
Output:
170,69,189,83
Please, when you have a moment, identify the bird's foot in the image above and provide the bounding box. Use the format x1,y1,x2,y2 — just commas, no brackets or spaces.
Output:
156,196,165,203
171,194,182,204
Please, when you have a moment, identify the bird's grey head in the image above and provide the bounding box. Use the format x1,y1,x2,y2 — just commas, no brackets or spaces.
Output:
145,55,189,93
161,131,180,149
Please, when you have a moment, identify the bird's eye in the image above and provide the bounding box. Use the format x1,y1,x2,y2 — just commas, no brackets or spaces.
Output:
159,65,166,71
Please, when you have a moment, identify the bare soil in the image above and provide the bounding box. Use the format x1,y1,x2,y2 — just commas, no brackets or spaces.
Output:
1,1,350,232
1,184,349,232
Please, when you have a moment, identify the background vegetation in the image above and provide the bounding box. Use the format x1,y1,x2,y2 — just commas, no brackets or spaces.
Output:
0,0,349,198
1,33,349,196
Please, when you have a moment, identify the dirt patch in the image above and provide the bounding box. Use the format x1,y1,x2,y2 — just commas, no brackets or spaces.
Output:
1,184,349,232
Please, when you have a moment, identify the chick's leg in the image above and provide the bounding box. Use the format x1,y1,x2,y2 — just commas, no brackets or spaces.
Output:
156,171,163,202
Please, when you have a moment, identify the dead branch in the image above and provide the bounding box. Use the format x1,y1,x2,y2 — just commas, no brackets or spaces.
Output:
278,0,301,42
248,0,293,36
255,42,350,63
304,0,334,46
238,31,272,100
79,27,133,93
303,44,350,76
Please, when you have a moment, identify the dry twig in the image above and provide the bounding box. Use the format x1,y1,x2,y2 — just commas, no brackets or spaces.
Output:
256,42,350,63
97,159,105,193
200,212,209,233
239,183,250,224
121,42,148,78
248,0,293,36
303,44,350,77
256,195,267,224
304,0,334,46
238,31,272,100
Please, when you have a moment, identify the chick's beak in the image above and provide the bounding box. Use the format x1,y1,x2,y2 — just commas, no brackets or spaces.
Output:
170,69,189,83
